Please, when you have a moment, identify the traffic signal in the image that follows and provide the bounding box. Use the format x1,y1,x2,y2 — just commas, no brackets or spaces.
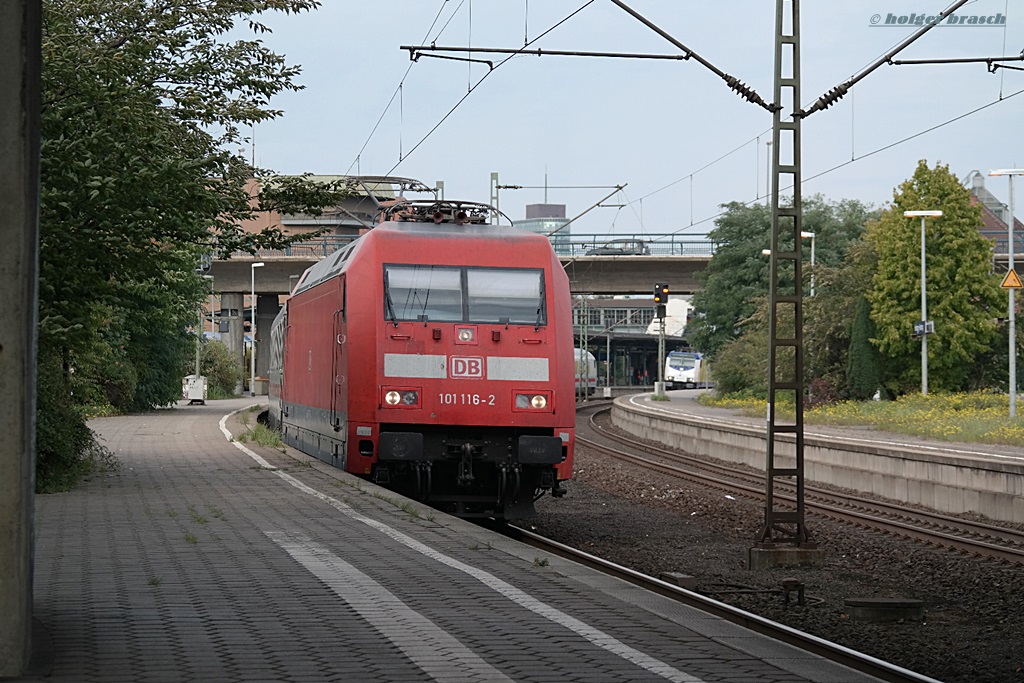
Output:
653,283,669,304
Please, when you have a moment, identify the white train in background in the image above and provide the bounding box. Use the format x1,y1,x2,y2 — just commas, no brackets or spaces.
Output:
664,351,704,390
574,348,597,396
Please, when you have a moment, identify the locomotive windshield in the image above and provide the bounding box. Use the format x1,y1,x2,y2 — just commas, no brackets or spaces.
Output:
384,265,546,325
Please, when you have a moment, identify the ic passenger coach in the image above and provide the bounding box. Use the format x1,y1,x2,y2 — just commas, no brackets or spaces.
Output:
267,199,575,519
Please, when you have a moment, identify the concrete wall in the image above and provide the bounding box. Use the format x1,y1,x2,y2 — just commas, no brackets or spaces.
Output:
612,399,1024,525
220,293,244,394
0,0,39,675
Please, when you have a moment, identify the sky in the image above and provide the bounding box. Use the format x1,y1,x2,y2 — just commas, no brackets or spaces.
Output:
245,0,1023,239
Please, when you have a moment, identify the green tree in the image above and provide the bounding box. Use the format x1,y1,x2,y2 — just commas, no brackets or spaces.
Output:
802,238,880,403
865,161,1003,394
38,0,344,488
690,195,872,359
709,297,771,397
689,202,772,358
846,295,881,400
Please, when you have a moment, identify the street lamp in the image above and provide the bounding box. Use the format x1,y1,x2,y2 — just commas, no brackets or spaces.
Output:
988,169,1024,417
800,231,816,297
250,262,265,397
904,210,943,395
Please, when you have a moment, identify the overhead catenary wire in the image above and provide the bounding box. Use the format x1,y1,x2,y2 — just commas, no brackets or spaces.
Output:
620,2,1018,230
385,1,597,176
345,0,453,175
797,0,972,117
647,85,1024,241
358,2,1015,238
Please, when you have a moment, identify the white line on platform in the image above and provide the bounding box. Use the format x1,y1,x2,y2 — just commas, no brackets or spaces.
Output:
221,407,704,683
266,531,515,683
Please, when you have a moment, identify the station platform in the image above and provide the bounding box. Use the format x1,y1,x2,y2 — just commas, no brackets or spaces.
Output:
19,397,896,682
610,390,1024,525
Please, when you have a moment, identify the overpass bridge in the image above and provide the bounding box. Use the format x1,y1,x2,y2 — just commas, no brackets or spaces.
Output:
207,233,716,296
204,232,1022,386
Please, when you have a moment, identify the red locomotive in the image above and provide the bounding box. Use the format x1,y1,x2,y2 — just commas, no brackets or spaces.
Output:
267,198,575,518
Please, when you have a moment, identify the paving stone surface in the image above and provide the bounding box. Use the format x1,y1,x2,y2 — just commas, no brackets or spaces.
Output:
15,398,887,682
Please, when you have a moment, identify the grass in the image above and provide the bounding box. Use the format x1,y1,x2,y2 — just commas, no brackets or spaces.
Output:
184,533,198,545
236,423,284,450
187,505,208,525
700,390,1024,445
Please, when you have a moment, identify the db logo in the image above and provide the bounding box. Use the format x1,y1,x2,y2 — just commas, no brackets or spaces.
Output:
450,356,483,378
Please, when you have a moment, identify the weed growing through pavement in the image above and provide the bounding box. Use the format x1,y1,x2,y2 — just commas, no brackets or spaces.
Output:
147,577,162,587
208,506,225,521
533,557,549,567
237,423,284,450
187,505,208,525
166,509,178,518
370,490,431,520
399,502,422,518
184,533,198,545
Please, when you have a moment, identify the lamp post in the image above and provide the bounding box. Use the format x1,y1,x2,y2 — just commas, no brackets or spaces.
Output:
904,211,942,395
800,231,816,297
988,169,1024,417
250,262,265,397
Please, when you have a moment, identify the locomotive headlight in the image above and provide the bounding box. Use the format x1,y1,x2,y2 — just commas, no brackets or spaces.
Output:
455,326,477,344
514,392,551,411
383,388,420,408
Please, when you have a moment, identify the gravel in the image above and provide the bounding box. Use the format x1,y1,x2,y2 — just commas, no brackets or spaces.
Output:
530,435,1024,683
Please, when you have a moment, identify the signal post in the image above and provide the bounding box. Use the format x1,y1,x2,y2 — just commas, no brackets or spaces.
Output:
653,283,668,399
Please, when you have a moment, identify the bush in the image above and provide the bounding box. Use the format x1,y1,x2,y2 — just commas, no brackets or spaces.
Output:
36,351,118,492
198,339,242,397
709,334,769,397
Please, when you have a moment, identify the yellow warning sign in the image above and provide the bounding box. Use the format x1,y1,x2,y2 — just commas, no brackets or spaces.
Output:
1001,269,1023,289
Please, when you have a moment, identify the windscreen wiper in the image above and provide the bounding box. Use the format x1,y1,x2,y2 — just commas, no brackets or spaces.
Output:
383,272,399,327
535,275,546,331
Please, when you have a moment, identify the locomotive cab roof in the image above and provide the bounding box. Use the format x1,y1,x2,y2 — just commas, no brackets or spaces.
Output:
291,200,547,297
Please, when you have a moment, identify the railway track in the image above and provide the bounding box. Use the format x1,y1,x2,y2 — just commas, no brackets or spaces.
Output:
503,523,939,683
575,403,1024,566
499,399,1024,681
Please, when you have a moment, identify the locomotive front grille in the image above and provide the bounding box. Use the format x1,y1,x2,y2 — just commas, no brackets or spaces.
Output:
379,424,559,464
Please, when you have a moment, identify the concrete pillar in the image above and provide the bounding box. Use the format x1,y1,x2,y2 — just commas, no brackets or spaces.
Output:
220,292,244,394
255,295,280,380
0,0,39,675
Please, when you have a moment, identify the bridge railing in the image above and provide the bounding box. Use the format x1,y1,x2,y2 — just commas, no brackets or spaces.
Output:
559,234,717,257
225,232,717,261
228,235,359,260
226,232,1018,263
